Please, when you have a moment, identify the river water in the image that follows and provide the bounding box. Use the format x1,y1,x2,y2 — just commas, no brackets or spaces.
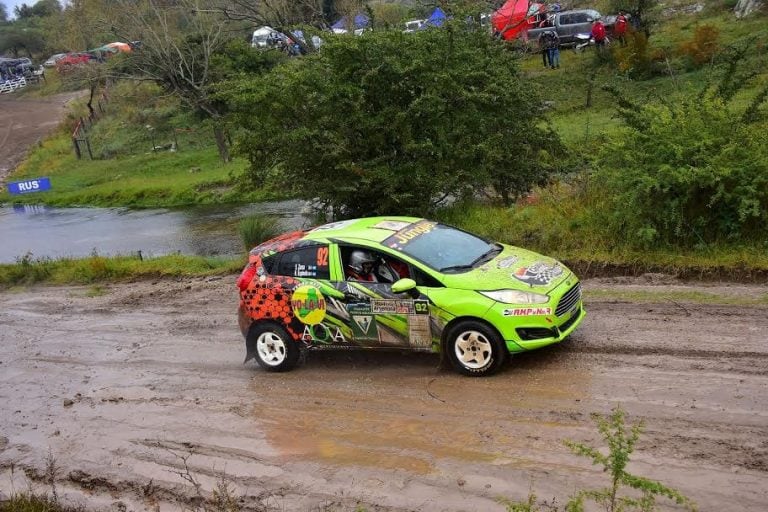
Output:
0,200,309,264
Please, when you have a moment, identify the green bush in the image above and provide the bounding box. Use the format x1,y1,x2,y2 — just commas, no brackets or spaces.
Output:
592,80,768,248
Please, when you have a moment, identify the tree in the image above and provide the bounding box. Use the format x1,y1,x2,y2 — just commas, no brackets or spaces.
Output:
106,0,237,162
0,24,46,57
46,0,115,55
608,0,660,38
0,3,8,24
224,24,559,218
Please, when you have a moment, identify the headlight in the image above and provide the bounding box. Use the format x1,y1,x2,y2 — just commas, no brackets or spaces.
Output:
480,289,549,304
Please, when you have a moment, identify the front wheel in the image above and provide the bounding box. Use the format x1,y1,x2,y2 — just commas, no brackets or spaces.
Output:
250,323,300,372
445,321,507,377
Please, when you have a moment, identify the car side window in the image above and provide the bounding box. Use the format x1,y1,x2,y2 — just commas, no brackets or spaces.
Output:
559,14,573,25
273,245,331,279
340,246,410,284
572,13,590,24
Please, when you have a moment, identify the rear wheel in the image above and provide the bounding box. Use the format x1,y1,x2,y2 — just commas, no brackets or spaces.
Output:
445,321,507,377
250,323,300,372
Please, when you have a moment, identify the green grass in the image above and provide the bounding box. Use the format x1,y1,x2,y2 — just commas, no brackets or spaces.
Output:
1,81,279,208
0,253,242,289
0,493,82,512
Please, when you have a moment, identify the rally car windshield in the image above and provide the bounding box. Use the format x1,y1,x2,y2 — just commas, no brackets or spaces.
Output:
384,222,498,273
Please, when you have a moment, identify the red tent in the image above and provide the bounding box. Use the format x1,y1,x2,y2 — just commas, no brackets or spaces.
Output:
492,1,546,41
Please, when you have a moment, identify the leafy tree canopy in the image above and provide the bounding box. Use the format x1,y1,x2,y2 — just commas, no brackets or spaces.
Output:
225,24,560,218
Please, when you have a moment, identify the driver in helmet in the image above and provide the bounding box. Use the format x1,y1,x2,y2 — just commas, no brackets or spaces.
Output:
347,250,379,282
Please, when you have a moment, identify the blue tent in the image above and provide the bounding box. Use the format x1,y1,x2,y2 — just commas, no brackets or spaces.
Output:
420,7,447,28
331,13,370,31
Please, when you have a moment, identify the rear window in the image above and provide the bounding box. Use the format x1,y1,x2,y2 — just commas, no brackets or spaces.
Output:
272,245,331,279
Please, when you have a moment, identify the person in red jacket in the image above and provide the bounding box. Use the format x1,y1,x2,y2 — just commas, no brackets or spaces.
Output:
614,11,628,45
591,18,607,53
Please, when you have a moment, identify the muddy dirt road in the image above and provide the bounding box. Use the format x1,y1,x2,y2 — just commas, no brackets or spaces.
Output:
0,91,84,184
1,277,766,511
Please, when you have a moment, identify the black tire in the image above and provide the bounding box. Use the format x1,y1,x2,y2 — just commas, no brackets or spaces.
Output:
445,320,507,377
249,323,300,372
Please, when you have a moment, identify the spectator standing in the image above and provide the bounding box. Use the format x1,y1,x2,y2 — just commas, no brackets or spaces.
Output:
537,31,549,67
591,18,607,53
544,30,560,69
614,11,628,45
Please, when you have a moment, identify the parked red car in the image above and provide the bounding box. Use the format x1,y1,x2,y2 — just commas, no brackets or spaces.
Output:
56,52,96,72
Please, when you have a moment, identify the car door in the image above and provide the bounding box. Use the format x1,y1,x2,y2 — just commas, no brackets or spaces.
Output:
332,245,434,349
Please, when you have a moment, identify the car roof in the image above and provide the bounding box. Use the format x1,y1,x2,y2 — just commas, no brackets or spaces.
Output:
303,216,425,244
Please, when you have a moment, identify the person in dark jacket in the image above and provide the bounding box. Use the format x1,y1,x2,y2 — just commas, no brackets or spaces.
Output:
544,30,560,69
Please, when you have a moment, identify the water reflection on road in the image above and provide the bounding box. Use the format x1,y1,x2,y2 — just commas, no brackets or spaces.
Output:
0,200,308,263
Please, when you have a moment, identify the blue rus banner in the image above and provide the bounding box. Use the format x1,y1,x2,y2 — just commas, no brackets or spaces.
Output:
7,177,52,195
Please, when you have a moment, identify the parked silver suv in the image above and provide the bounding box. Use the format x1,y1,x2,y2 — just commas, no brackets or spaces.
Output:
527,9,602,46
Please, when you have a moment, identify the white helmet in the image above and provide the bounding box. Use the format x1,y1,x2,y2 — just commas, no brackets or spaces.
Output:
349,250,377,273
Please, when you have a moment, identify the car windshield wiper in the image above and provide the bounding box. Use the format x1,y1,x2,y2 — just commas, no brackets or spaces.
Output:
440,245,502,273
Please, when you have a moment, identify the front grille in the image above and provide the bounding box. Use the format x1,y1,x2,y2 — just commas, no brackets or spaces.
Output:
558,307,582,333
555,282,582,317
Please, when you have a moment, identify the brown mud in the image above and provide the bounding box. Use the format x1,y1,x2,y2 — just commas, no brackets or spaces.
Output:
0,276,767,511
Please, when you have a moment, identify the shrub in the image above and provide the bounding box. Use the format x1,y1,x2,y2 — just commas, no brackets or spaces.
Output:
500,407,697,512
610,30,665,79
678,25,720,69
593,80,768,248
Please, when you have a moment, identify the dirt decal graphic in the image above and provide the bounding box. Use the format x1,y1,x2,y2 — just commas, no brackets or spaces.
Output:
512,262,563,286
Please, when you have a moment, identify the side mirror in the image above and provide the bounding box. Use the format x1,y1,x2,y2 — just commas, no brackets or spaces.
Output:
391,278,416,294
392,278,420,298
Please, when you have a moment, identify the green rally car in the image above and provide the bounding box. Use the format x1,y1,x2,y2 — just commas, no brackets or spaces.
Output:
237,217,584,376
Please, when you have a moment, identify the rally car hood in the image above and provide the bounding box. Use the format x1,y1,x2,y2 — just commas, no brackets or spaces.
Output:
438,244,573,292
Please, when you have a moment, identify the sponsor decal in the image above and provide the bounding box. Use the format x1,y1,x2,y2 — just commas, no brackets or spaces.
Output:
301,323,347,344
371,299,416,315
291,285,326,325
374,220,412,231
383,220,437,250
497,255,519,269
503,307,552,317
512,262,563,286
311,219,357,232
347,302,372,315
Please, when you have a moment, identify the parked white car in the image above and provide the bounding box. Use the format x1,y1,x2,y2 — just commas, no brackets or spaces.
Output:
403,19,425,32
43,53,67,67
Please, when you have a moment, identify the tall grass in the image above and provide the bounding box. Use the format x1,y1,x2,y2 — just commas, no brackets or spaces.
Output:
0,253,242,289
238,214,281,250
